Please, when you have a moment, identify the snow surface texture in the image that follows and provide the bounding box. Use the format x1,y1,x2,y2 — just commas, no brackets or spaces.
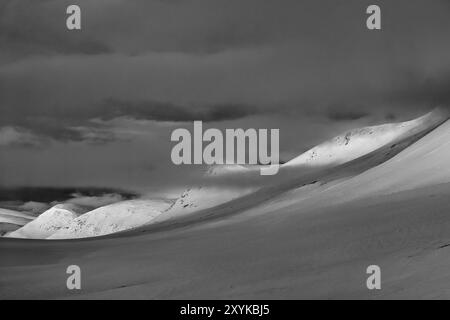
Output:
48,199,172,239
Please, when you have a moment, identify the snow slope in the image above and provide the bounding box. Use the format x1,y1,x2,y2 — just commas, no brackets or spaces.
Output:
206,164,250,176
235,118,450,223
48,199,172,239
6,204,80,239
126,111,448,227
284,109,447,168
0,208,35,225
155,165,256,223
310,118,450,204
3,112,450,299
10,110,445,239
158,186,255,223
0,208,35,236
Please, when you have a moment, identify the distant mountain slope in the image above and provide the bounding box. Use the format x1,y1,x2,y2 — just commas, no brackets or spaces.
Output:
7,110,447,240
0,208,35,223
2,113,450,299
48,199,172,239
242,118,450,219
312,118,450,204
155,165,256,223
284,109,447,168
158,185,255,223
0,208,35,236
6,204,81,239
155,110,447,226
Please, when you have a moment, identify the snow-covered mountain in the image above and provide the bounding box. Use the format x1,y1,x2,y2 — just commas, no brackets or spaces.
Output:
157,110,447,224
311,118,450,204
4,109,448,240
153,165,256,223
284,109,447,168
4,110,450,299
48,199,172,239
158,185,255,223
6,204,81,239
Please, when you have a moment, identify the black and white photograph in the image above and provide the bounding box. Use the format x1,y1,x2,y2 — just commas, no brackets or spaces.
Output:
1,0,450,303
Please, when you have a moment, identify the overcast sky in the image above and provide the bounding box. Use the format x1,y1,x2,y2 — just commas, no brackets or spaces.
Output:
0,0,449,197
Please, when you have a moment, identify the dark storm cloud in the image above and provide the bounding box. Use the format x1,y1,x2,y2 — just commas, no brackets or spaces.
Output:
0,94,264,144
0,0,111,62
326,106,370,121
1,0,450,191
0,186,137,203
2,0,450,116
388,72,450,108
0,114,116,145
100,99,262,122
0,0,288,60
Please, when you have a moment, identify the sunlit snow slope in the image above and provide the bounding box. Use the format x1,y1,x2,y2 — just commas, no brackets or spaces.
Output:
48,199,172,239
6,204,80,239
284,109,446,168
